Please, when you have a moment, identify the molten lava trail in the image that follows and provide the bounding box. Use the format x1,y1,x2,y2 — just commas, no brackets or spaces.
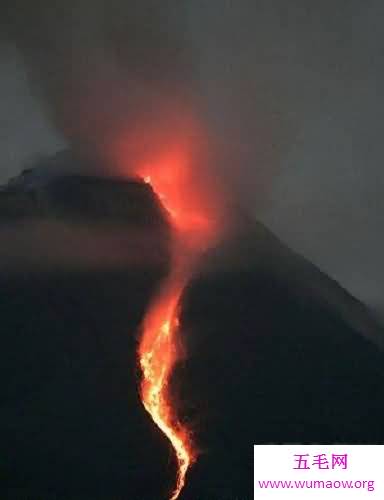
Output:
135,137,223,499
139,267,194,500
138,172,203,500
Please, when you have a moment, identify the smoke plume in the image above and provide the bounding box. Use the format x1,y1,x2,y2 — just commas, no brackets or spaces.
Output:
2,1,203,173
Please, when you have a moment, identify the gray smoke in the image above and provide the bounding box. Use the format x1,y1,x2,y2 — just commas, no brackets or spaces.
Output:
1,1,383,312
1,1,200,170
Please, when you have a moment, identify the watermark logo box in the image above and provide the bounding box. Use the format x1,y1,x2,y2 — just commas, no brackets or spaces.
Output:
254,445,382,498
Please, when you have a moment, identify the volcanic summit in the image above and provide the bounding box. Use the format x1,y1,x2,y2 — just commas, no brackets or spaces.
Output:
1,151,384,500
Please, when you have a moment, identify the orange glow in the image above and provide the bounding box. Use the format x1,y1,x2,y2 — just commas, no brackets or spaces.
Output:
113,109,227,499
139,272,194,500
140,147,219,247
137,141,223,498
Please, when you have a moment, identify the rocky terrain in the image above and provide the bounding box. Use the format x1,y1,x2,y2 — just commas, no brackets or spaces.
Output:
1,150,384,500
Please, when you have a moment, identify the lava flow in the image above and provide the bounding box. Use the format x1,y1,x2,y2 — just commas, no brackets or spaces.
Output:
136,146,221,500
138,267,193,500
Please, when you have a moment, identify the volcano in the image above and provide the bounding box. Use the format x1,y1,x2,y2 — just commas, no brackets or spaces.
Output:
1,151,384,500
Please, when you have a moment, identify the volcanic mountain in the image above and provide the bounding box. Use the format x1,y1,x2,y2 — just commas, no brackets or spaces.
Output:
1,151,384,500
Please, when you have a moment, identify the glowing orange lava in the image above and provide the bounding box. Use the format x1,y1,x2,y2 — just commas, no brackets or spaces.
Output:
137,147,221,500
138,271,193,500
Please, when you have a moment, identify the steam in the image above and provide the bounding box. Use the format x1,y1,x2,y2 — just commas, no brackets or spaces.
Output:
2,0,297,214
0,220,169,272
3,1,200,174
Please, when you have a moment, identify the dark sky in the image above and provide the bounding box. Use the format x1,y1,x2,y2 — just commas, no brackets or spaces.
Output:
0,1,383,313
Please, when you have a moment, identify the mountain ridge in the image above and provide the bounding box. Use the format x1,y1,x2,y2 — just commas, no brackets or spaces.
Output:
1,150,384,500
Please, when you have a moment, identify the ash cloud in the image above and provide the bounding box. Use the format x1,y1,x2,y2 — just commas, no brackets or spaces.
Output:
1,1,384,310
1,1,199,173
0,1,293,206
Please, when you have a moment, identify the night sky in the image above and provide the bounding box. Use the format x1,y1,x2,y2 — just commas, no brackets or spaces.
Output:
0,1,383,316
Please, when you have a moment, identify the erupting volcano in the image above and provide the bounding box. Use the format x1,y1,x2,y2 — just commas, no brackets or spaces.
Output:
3,151,384,500
135,141,223,499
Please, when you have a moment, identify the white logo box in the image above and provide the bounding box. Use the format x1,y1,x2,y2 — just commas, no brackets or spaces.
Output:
254,445,383,498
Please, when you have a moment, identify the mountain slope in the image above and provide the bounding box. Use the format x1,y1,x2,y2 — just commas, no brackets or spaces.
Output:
1,151,384,500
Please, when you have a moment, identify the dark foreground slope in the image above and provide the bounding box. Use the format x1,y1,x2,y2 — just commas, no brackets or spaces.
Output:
0,154,175,499
1,152,384,500
178,221,384,499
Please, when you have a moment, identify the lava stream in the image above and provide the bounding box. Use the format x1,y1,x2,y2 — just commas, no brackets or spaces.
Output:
136,143,222,499
139,270,194,500
138,174,201,499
